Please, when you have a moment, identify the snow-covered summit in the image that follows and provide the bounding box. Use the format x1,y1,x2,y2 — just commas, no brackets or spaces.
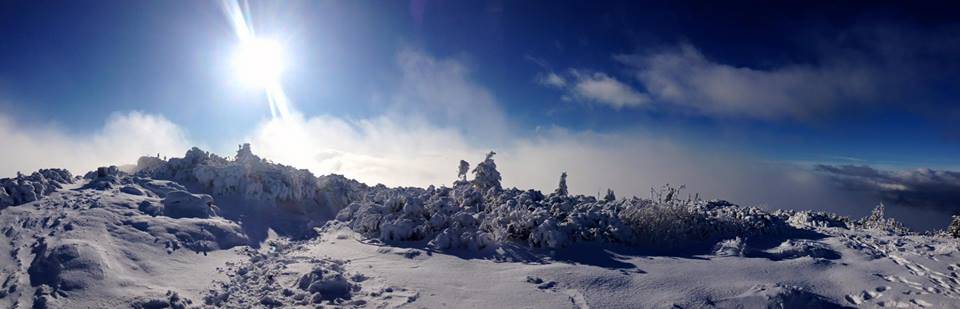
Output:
134,144,366,234
2,145,960,308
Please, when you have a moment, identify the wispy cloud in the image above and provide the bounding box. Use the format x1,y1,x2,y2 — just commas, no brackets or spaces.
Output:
0,111,192,177
390,48,510,141
615,44,880,119
535,69,649,109
568,70,649,108
535,72,567,88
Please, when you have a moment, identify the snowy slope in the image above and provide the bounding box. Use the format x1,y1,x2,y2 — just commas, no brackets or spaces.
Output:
1,145,959,308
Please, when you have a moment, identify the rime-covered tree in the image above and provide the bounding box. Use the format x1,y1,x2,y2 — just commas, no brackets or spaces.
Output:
948,215,960,238
603,189,616,202
472,151,501,191
860,203,907,233
555,172,568,196
457,160,470,182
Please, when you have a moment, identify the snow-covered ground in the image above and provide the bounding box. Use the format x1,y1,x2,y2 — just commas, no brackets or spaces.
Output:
1,145,959,308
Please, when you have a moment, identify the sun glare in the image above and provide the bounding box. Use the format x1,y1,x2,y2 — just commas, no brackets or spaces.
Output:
231,38,286,89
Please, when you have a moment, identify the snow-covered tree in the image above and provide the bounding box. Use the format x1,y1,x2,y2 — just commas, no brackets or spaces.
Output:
860,203,908,234
457,160,470,182
472,151,501,191
603,189,616,202
948,215,960,238
555,172,568,196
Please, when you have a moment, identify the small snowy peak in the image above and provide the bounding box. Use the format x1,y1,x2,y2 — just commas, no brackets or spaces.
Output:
135,145,367,232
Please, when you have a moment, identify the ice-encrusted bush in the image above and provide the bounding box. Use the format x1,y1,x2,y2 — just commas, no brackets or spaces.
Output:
472,151,501,191
0,169,73,208
335,153,788,251
947,216,960,238
620,199,782,246
858,203,908,234
714,237,746,257
780,210,852,229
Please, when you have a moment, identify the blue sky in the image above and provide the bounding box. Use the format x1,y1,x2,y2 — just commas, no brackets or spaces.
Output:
2,1,960,229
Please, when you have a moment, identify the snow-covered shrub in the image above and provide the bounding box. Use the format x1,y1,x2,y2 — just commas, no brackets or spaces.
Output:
620,199,780,246
781,210,851,229
334,153,787,252
858,203,908,234
714,237,746,257
767,239,839,260
0,169,73,207
948,215,960,238
296,261,357,302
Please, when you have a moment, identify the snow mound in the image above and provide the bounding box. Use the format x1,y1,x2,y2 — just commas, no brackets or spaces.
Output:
131,290,193,309
28,240,105,291
715,284,845,308
295,261,356,302
0,169,73,208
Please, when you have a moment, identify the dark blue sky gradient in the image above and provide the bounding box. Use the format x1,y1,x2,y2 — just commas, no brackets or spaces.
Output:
1,0,959,168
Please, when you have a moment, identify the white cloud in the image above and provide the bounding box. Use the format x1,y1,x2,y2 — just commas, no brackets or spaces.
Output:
0,111,192,177
568,71,650,108
245,112,869,218
536,69,649,109
536,72,567,88
247,112,478,187
614,44,880,119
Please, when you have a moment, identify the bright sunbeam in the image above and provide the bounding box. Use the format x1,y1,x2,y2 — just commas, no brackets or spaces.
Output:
221,0,293,120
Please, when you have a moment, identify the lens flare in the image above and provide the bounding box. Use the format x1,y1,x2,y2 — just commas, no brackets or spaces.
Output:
221,0,292,120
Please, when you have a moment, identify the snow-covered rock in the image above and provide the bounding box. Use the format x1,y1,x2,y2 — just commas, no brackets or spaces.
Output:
161,191,218,219
0,169,73,208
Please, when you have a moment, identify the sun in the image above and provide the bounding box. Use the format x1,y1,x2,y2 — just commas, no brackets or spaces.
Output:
231,38,286,89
